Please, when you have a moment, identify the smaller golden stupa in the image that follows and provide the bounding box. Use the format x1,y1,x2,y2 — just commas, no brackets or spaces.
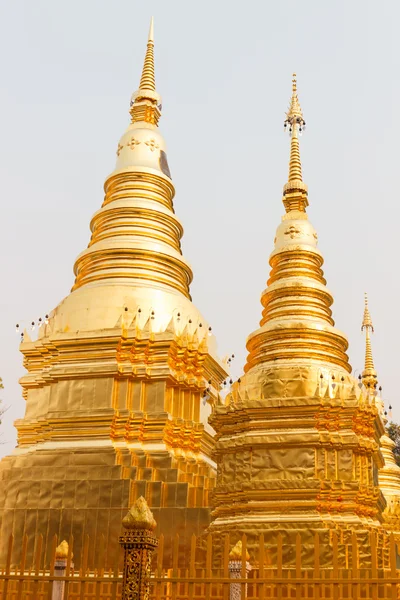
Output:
363,295,400,542
208,75,386,567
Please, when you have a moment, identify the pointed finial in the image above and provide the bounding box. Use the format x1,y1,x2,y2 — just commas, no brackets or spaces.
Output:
130,17,162,126
361,293,374,332
122,496,157,530
139,17,155,92
229,540,250,561
285,73,304,124
148,16,154,43
361,293,378,388
282,74,308,212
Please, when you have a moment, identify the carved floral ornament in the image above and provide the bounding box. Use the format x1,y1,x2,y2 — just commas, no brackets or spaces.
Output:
116,137,160,156
282,224,318,242
284,225,302,239
145,138,159,152
127,137,141,150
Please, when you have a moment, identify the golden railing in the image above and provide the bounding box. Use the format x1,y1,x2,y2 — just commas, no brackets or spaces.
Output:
0,497,400,599
0,532,122,599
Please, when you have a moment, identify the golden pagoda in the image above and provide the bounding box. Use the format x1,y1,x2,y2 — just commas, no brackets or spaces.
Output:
209,76,386,566
0,19,226,566
362,295,400,542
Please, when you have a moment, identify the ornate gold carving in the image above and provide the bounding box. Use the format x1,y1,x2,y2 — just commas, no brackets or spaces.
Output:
117,143,124,156
145,138,159,152
127,137,141,150
284,224,302,239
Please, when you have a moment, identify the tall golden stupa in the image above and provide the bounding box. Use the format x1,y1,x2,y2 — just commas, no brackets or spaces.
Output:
208,76,387,565
0,19,226,566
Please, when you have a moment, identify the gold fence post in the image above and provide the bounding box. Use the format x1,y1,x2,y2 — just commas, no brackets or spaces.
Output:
228,541,251,600
52,540,73,600
119,496,159,600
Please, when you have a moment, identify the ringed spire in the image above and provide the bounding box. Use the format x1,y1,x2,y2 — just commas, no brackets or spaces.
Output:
244,73,350,374
283,74,308,212
72,18,193,297
130,16,162,126
361,293,378,388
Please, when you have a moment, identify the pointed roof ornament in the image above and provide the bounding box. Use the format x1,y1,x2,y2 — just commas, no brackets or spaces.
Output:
139,16,155,91
282,74,309,213
286,74,304,124
361,293,378,388
148,15,154,44
130,17,162,126
362,293,374,332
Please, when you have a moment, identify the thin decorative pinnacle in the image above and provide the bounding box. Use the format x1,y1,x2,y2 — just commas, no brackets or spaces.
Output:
361,293,377,387
139,16,156,92
282,74,308,212
288,125,303,182
130,17,161,126
286,74,304,182
287,74,304,122
361,293,374,332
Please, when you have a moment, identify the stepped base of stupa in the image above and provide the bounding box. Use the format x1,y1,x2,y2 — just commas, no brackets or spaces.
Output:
0,444,214,568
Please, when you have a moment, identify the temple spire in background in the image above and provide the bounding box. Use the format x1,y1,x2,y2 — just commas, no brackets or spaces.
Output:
361,293,378,388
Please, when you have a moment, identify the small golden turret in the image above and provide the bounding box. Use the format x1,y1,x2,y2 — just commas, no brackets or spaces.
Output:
209,76,384,564
361,294,378,388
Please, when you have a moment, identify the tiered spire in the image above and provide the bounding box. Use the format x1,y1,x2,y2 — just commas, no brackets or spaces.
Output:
282,74,308,212
72,17,192,297
139,18,155,91
130,17,162,126
245,75,350,373
361,294,378,388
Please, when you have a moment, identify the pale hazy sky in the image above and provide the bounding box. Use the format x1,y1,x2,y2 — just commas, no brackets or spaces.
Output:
0,0,399,457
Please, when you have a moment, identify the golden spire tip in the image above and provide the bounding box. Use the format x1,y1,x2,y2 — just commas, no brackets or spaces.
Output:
362,293,374,331
361,293,377,387
138,19,156,92
129,18,161,125
282,73,308,212
148,16,154,44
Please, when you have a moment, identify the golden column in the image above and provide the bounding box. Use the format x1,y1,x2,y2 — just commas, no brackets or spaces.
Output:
209,76,386,566
362,295,400,542
0,19,226,566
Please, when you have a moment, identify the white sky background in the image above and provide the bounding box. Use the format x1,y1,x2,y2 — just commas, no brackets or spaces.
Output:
0,0,399,457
